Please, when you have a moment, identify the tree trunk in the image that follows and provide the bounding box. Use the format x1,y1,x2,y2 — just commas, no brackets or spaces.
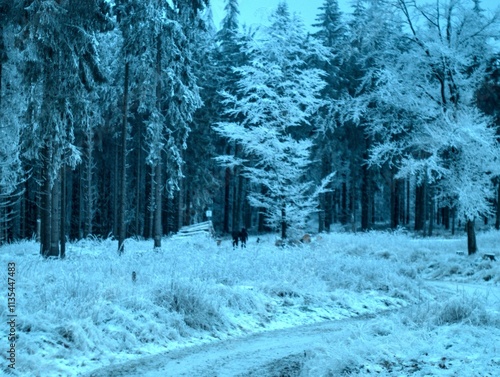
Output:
361,164,370,231
340,180,348,225
153,33,163,248
466,218,477,255
177,173,184,230
414,183,424,231
147,167,154,239
50,173,60,257
60,166,66,259
85,126,93,238
153,162,162,248
451,206,456,235
318,193,325,233
442,206,450,230
281,201,287,240
496,180,500,230
428,190,434,237
223,167,231,233
118,61,129,254
40,144,53,257
234,171,244,230
406,178,410,225
135,126,144,236
390,177,400,229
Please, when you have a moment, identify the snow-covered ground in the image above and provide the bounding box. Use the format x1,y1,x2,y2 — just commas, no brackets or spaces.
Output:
1,230,499,376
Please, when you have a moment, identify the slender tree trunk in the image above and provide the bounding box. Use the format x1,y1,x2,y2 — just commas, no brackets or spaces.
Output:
78,166,84,238
50,173,60,257
406,178,410,225
496,180,500,230
361,165,370,231
442,206,450,230
153,162,162,248
258,185,268,233
118,61,129,254
85,126,93,237
113,141,119,237
223,167,231,233
415,183,425,231
422,177,428,237
390,177,400,229
147,168,154,239
153,33,163,248
177,174,184,230
428,190,434,237
451,206,456,235
60,165,66,258
40,144,53,257
466,218,477,255
234,171,244,230
185,187,191,225
340,181,348,225
318,193,325,233
281,201,287,240
135,126,143,236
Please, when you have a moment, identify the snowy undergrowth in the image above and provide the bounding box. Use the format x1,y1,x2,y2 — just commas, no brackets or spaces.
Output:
302,295,500,376
0,230,498,376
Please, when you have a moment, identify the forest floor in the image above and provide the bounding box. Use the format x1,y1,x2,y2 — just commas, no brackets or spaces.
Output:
1,229,499,376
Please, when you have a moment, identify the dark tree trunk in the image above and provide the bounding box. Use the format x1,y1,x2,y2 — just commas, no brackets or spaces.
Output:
496,180,500,230
40,144,54,257
223,167,231,233
185,187,191,225
451,206,456,235
153,162,162,248
233,171,244,230
50,173,60,257
281,202,287,240
466,219,477,255
147,168,154,239
428,191,434,237
340,181,348,225
177,173,184,230
85,129,93,237
390,177,400,229
60,166,66,258
118,61,129,254
361,164,370,231
135,126,144,236
257,185,268,233
442,206,450,230
153,34,163,249
406,178,410,225
415,183,425,231
325,189,333,232
318,193,325,233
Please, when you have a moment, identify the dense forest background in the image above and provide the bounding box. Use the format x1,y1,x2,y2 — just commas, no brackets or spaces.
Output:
0,0,500,256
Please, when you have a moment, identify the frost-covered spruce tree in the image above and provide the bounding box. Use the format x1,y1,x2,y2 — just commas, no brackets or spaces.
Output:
311,0,347,232
364,0,500,254
116,0,205,250
0,3,23,243
17,0,112,257
214,2,332,239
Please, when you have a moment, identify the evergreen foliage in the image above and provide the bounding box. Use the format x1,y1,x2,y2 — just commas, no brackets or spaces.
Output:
0,0,498,251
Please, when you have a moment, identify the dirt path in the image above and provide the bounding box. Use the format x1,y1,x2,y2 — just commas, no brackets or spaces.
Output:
85,311,387,377
85,280,499,377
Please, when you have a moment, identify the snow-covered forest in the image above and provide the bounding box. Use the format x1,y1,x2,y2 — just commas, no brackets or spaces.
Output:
1,2,500,376
1,0,500,253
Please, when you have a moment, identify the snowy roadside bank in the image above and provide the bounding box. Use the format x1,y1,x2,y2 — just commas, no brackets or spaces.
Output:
0,230,498,376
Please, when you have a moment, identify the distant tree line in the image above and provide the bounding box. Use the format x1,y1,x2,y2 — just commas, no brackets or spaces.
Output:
0,0,499,255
